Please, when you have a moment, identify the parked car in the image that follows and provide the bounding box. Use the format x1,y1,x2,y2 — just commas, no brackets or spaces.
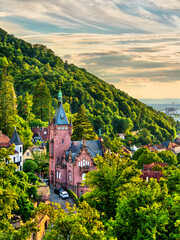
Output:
59,191,69,199
44,179,49,185
54,187,64,195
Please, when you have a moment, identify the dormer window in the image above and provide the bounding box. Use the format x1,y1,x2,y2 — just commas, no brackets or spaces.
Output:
60,113,64,119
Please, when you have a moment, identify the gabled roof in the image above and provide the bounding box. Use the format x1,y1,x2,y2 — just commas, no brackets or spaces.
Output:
0,133,10,143
66,140,103,161
53,102,69,125
10,129,23,145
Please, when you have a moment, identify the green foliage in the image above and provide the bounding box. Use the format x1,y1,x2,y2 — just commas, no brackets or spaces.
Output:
0,28,176,143
152,164,163,171
43,202,105,240
27,172,38,185
0,73,17,136
0,145,37,238
132,147,149,161
66,188,79,205
32,78,53,121
114,179,178,240
72,104,97,140
177,152,180,164
23,160,38,173
32,152,49,177
13,193,34,222
158,150,178,166
17,92,35,122
83,153,140,219
137,151,163,169
138,128,152,145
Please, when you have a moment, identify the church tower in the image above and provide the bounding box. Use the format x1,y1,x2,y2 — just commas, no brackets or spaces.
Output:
48,90,72,185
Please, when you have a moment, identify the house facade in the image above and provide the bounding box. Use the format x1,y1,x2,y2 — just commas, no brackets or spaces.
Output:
0,129,23,170
48,90,104,197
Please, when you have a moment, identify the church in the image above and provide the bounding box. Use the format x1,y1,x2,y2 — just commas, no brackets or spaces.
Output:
48,90,105,197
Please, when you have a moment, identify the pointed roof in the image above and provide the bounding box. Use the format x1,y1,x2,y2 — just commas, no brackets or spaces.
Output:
53,89,69,125
10,129,23,145
54,103,69,125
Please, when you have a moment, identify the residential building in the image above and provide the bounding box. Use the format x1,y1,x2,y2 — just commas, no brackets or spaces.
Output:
0,129,23,170
23,145,47,161
141,162,168,182
48,90,105,197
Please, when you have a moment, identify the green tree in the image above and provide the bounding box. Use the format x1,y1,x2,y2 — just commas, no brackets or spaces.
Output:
72,104,97,140
0,145,37,239
158,151,178,166
132,147,149,161
17,92,35,122
83,153,140,219
137,151,163,169
32,78,52,121
0,73,17,136
23,160,38,173
138,128,152,145
32,152,49,177
114,178,179,240
43,202,105,240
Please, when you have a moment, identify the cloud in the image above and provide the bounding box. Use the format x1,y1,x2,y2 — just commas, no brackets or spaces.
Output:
1,0,180,98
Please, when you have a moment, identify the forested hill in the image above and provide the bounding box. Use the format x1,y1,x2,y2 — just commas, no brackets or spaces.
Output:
0,28,176,143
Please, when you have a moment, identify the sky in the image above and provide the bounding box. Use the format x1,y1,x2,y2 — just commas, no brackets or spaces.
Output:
0,0,180,99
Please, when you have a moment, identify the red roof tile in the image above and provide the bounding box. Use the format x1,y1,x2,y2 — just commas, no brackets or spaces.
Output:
0,134,10,143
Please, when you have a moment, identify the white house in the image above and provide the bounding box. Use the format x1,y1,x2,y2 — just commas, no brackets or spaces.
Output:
0,129,23,171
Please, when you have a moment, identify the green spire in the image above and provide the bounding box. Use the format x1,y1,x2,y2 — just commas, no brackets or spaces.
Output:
58,89,62,103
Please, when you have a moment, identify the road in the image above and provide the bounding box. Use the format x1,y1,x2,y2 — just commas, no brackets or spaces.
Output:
49,187,75,211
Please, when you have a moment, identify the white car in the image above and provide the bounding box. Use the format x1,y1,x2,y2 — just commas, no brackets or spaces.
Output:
59,191,69,199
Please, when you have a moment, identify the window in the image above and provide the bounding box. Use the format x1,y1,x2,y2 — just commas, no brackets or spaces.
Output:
79,161,81,167
52,144,54,154
20,156,22,162
60,113,64,119
83,159,86,166
13,157,15,163
82,173,86,182
58,127,61,130
52,161,54,168
44,131,47,135
65,127,68,130
57,157,60,163
80,191,83,196
20,147,22,153
59,171,61,180
88,161,90,166
62,139,64,144
27,152,29,156
62,127,64,130
68,170,72,182
56,171,58,179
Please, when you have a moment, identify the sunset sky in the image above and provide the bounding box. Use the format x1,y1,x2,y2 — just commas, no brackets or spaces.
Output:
0,0,180,99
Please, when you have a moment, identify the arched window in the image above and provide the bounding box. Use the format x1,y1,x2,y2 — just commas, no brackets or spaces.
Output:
82,173,86,183
83,159,86,166
68,170,72,182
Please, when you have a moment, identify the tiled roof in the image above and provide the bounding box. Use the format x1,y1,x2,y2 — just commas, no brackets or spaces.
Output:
66,140,103,161
10,129,23,145
0,142,11,149
0,134,10,143
53,102,69,125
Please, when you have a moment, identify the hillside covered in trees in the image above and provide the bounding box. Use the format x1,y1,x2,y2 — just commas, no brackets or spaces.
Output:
0,28,176,144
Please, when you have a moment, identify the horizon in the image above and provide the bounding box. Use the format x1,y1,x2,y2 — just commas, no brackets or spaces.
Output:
1,0,180,99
